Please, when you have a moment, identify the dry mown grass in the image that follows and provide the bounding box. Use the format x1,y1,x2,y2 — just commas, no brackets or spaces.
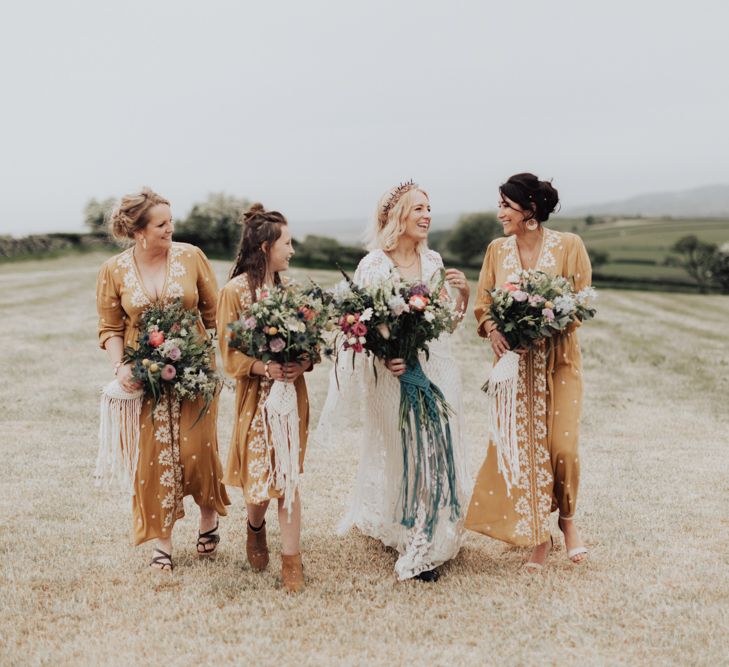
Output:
1,253,728,666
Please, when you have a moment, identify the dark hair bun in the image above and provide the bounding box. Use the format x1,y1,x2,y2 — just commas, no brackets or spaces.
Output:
500,173,560,223
240,202,266,225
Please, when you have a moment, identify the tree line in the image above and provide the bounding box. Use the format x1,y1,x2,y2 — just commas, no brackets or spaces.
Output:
2,193,727,293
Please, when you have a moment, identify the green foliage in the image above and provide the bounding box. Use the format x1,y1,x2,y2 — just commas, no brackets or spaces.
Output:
173,193,250,257
670,234,718,292
292,235,366,270
711,243,729,293
84,197,115,233
446,212,501,265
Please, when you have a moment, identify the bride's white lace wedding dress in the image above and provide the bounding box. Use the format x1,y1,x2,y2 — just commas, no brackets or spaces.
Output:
318,248,471,579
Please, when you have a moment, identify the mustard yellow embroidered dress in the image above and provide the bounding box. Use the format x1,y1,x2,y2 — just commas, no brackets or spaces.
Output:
465,229,591,547
96,242,230,545
216,275,310,502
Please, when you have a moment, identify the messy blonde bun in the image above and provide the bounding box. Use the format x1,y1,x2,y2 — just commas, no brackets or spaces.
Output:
109,187,170,242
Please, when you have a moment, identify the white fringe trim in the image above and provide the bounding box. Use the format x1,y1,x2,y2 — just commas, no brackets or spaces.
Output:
263,380,301,520
486,350,521,496
95,379,143,495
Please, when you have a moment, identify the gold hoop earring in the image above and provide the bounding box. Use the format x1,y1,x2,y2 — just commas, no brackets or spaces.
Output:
526,219,539,232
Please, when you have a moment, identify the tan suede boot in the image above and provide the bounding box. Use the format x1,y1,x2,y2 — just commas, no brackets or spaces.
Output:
281,553,304,593
246,520,269,571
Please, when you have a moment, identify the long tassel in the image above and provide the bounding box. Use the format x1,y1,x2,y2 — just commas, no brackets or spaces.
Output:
485,350,521,495
263,380,301,520
95,380,143,495
398,360,460,541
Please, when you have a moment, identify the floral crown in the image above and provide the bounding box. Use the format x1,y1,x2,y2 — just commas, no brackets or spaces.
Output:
379,180,416,225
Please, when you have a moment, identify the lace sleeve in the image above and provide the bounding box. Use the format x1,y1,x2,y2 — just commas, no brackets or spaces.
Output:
354,250,392,287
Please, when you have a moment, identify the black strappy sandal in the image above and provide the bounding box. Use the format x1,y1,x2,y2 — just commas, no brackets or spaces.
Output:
149,548,174,572
197,520,220,557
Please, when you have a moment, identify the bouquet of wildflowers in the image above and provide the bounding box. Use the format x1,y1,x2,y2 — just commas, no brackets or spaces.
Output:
226,282,329,516
227,282,330,364
328,269,463,539
123,299,221,421
329,270,461,367
489,269,597,350
485,269,597,495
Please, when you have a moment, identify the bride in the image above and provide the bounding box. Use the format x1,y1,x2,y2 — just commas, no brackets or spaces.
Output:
320,181,471,581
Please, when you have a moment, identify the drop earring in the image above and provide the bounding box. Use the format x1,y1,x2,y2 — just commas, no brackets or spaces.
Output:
142,236,148,250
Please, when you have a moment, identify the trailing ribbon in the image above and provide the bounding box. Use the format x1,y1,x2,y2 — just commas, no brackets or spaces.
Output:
398,359,460,540
484,350,521,495
262,380,301,519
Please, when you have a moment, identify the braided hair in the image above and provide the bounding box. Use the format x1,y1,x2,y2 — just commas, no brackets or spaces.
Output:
499,173,560,223
229,202,288,298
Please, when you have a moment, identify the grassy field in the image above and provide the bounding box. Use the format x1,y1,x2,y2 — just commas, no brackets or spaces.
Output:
548,217,729,285
2,253,728,666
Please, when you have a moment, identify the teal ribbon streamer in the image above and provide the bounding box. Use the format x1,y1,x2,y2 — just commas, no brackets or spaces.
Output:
398,359,461,540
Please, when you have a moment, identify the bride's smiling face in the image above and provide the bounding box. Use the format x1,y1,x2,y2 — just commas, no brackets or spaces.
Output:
400,191,431,245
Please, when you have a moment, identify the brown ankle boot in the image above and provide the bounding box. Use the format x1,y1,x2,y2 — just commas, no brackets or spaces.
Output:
281,553,304,593
246,520,269,571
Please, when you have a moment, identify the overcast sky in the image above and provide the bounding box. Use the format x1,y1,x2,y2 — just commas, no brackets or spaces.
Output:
1,0,728,236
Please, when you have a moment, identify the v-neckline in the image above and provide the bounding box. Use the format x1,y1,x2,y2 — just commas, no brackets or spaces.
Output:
515,228,548,271
383,249,424,282
132,246,171,304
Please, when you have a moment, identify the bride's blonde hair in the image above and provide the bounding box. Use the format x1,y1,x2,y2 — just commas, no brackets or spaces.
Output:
366,182,429,252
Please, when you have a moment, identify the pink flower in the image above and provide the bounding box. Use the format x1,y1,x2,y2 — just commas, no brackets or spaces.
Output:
502,283,518,292
528,294,545,307
269,337,285,353
409,294,429,311
512,290,528,302
161,364,177,381
352,322,368,337
543,308,555,321
167,346,181,361
242,316,257,330
149,330,165,347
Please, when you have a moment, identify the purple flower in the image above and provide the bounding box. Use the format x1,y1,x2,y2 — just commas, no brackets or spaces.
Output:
409,283,430,297
529,295,545,307
167,346,181,361
161,364,177,381
543,308,555,321
269,337,286,353
242,316,257,330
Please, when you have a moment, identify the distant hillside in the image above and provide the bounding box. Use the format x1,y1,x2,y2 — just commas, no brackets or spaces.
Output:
296,212,461,244
567,184,729,218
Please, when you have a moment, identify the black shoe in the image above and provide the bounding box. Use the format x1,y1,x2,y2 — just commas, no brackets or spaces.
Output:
414,568,440,582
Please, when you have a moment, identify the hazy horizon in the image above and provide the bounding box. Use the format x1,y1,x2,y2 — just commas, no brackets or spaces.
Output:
2,0,728,236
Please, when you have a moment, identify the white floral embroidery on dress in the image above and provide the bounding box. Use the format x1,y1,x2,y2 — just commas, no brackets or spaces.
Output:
236,277,275,504
165,245,186,300
118,249,150,309
537,229,560,272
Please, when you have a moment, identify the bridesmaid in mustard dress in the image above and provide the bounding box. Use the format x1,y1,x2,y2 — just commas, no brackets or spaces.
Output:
217,203,311,593
465,173,591,570
96,188,230,571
